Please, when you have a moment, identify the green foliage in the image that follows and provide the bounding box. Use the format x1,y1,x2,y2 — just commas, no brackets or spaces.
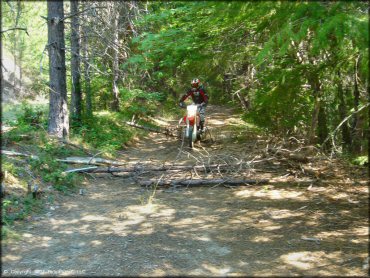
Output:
1,108,81,235
2,1,49,92
2,159,17,176
3,104,81,192
121,88,166,117
90,76,113,110
352,156,368,166
72,111,134,155
245,71,310,133
16,102,47,127
29,153,77,189
3,103,48,144
2,195,42,225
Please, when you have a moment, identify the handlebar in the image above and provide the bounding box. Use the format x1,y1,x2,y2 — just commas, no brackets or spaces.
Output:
179,102,205,109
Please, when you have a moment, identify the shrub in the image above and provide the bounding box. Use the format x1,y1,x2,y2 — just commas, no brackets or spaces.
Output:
73,111,134,156
120,88,166,118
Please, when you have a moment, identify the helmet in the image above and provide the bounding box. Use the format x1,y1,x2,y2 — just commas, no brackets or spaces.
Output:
191,78,200,88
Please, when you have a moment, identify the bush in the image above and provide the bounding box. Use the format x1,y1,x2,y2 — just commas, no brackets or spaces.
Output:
352,155,368,166
17,102,47,127
73,111,134,156
2,195,42,225
244,83,310,134
120,88,166,118
29,149,80,190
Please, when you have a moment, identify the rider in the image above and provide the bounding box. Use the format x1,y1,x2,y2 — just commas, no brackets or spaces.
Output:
179,78,209,132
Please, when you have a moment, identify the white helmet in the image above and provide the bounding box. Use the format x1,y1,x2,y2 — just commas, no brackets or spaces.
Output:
191,78,200,88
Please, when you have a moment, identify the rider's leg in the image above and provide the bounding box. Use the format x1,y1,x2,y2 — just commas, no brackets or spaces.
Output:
199,120,204,131
198,106,206,132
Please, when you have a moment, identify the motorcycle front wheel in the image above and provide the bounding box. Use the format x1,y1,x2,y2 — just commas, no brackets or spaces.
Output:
188,126,194,148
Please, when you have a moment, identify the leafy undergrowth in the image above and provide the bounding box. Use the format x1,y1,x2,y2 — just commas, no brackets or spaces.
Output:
71,111,135,157
2,122,81,238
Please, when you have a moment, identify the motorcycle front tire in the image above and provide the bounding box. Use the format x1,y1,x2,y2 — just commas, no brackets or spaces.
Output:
188,126,194,148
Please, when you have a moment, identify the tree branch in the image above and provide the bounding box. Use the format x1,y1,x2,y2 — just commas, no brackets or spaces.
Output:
1,27,29,35
321,102,370,150
62,6,108,21
140,178,269,187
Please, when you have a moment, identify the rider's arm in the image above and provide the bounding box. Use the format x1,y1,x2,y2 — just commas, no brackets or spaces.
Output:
199,89,208,105
180,90,193,103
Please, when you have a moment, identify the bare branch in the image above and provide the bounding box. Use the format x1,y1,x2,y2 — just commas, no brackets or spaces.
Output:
62,6,108,21
1,27,29,36
321,102,370,150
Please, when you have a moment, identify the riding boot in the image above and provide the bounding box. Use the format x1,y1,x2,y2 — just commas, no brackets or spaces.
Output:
199,121,204,133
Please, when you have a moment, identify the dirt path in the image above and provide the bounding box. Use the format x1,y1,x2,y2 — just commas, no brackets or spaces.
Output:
2,105,369,276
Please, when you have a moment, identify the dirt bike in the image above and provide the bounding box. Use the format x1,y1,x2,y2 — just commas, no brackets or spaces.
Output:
178,103,205,148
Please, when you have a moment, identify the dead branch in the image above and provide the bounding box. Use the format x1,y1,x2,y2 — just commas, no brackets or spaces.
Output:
62,163,238,174
1,27,29,35
140,178,269,187
64,166,99,173
61,5,108,21
321,102,370,151
125,121,178,138
267,148,310,163
57,156,126,166
1,150,39,159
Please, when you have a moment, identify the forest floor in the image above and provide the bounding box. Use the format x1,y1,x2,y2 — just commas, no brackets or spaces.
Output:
2,105,369,277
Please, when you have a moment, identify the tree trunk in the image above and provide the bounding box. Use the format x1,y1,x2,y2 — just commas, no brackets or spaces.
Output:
238,62,252,111
309,97,320,144
82,14,92,117
70,0,82,124
19,35,24,95
368,69,370,183
337,70,351,151
223,73,233,101
308,75,321,144
12,0,22,98
317,101,328,147
47,1,69,138
234,88,249,111
351,56,361,153
111,3,120,111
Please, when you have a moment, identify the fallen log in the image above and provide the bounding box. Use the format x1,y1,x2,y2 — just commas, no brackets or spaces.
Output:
125,121,178,138
1,149,39,159
140,178,269,187
64,166,98,174
57,156,126,166
63,163,240,174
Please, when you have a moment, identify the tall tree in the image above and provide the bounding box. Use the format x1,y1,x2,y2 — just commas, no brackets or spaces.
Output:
13,0,22,96
351,55,362,153
337,71,351,151
47,0,69,138
368,69,370,182
111,1,120,111
70,0,82,124
82,23,92,117
80,2,95,116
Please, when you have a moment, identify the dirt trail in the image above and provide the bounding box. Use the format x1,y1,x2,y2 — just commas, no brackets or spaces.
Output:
2,105,369,276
